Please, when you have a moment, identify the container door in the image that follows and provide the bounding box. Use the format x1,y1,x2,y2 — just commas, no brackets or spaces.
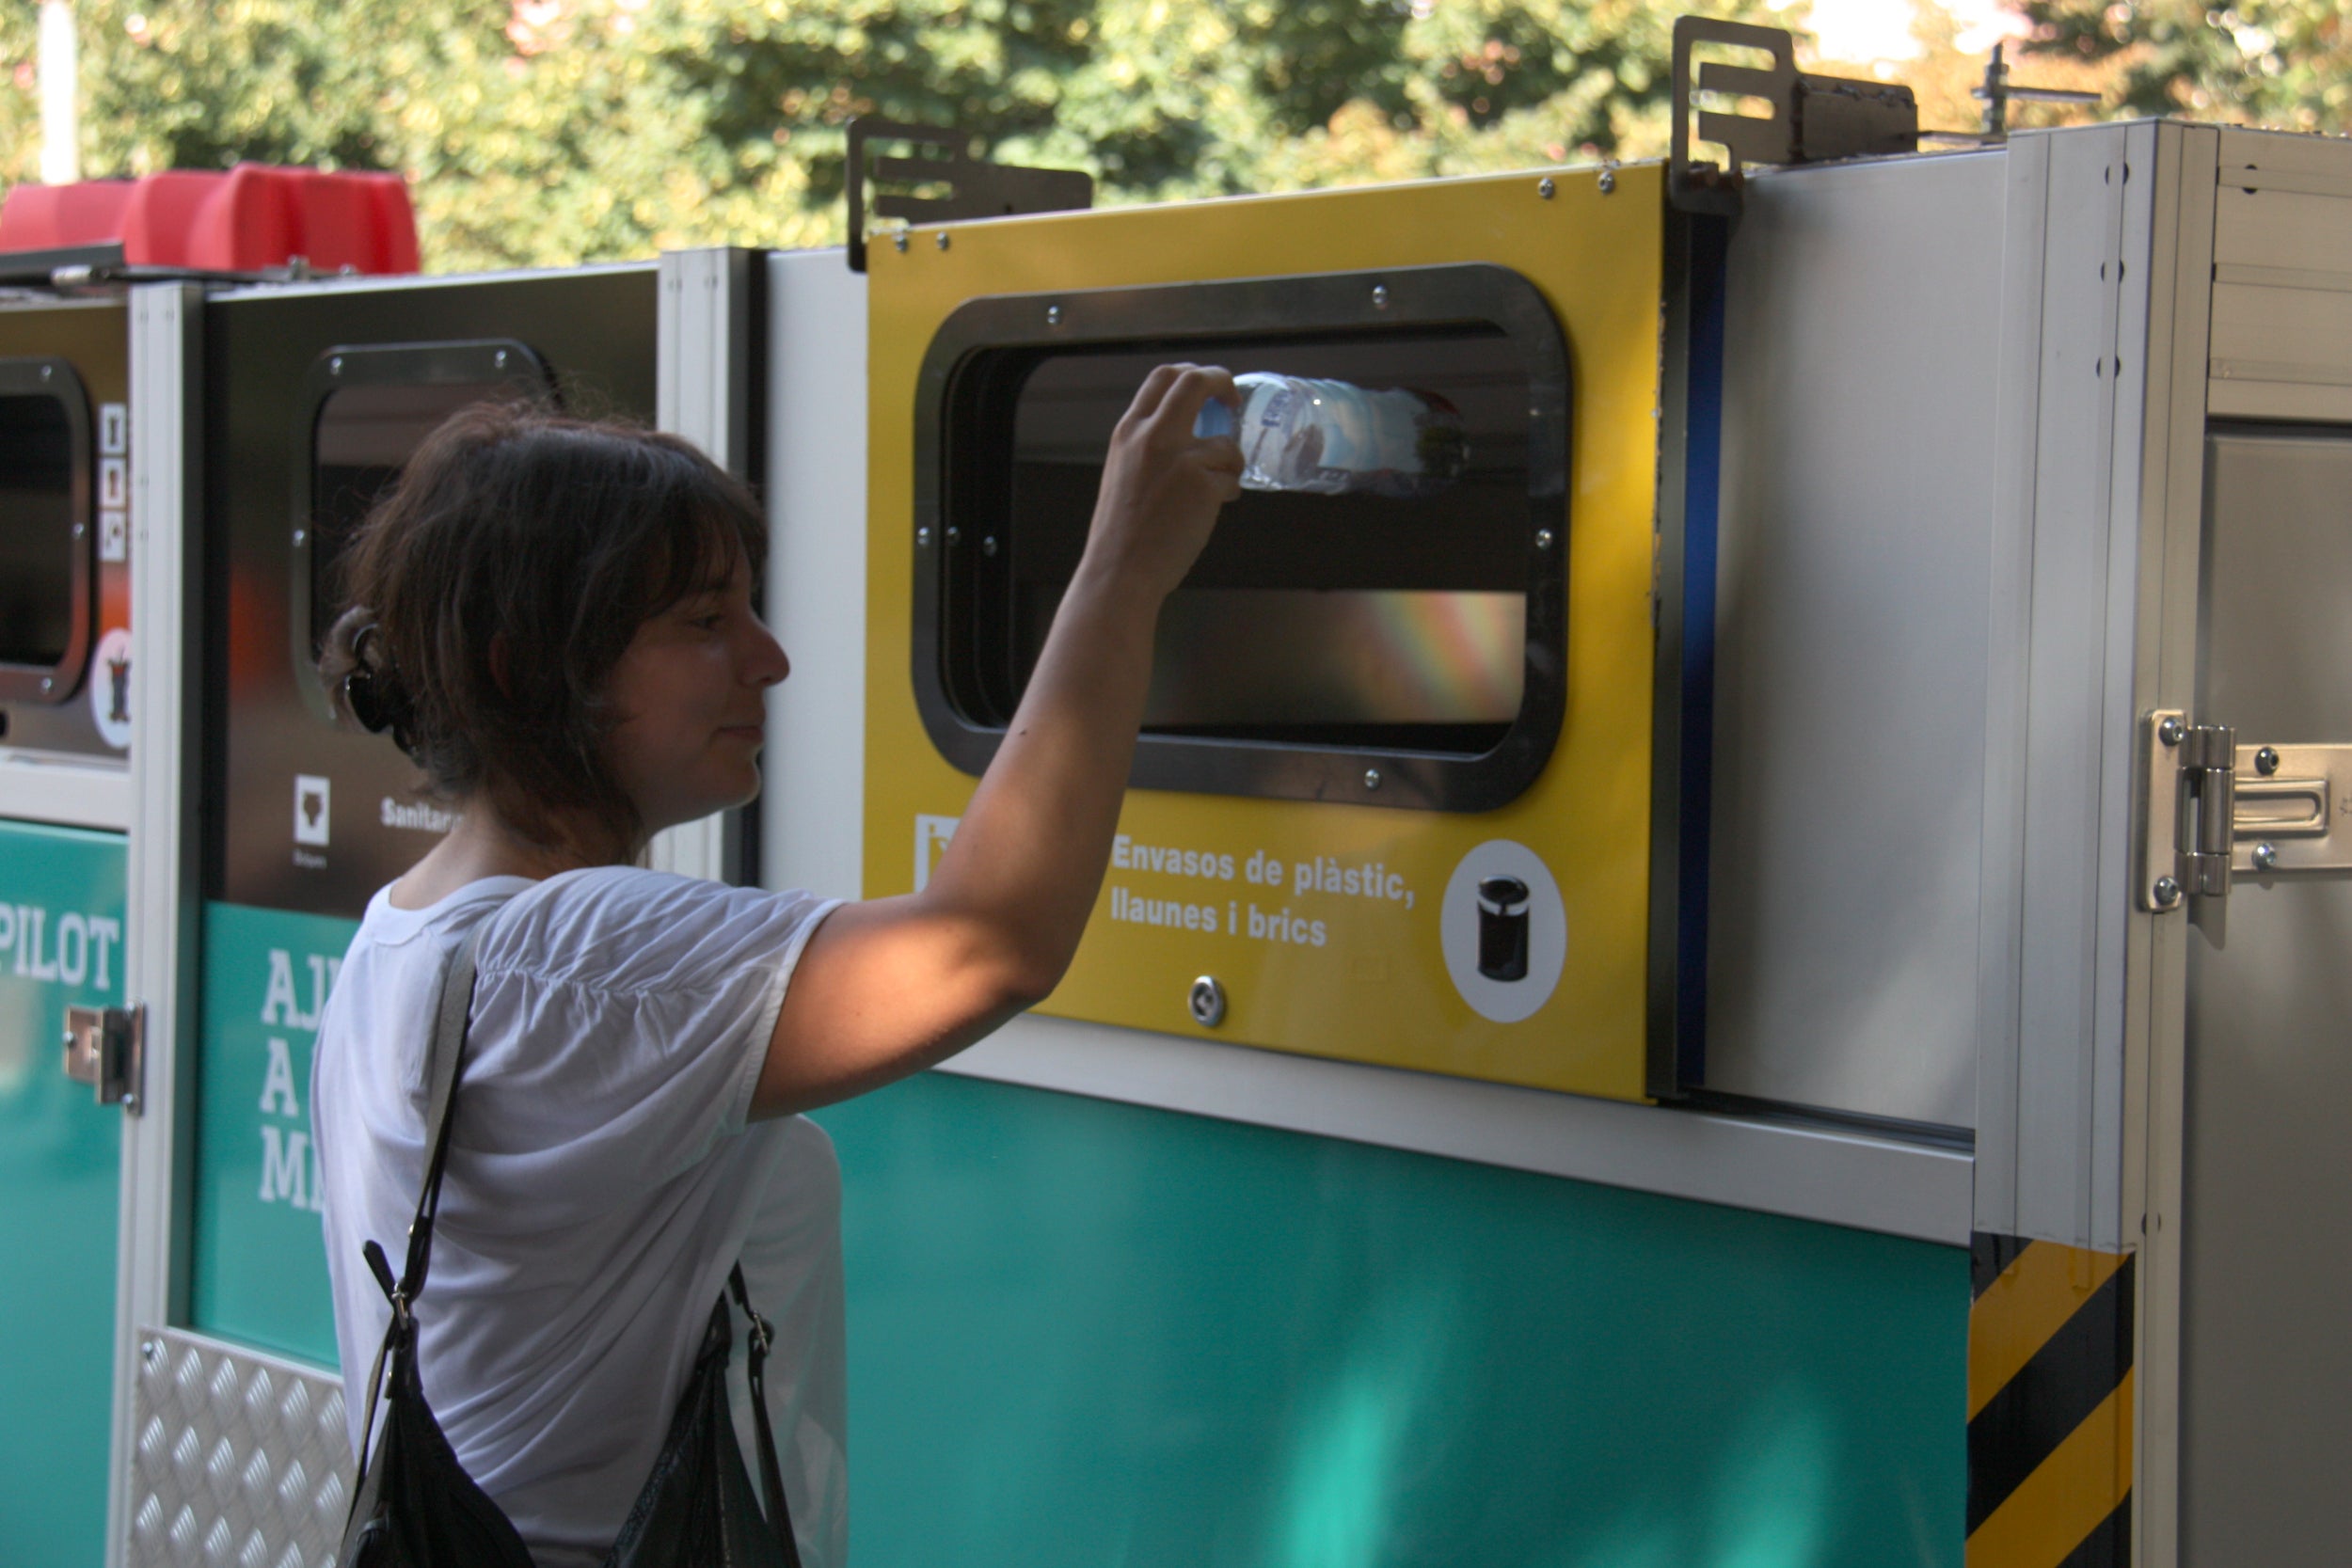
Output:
2178,425,2352,1560
0,820,124,1565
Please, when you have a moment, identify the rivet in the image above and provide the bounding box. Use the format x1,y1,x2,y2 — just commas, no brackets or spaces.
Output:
329,356,344,376
72,521,85,538
142,1339,160,1366
2153,876,2182,908
935,231,951,251
981,535,998,557
1187,975,1227,1029
1046,304,1061,326
293,529,307,548
1538,177,1556,199
493,349,509,371
2253,842,2280,872
946,526,961,547
893,233,909,253
2158,716,2185,747
1598,166,1617,195
40,364,54,381
1534,529,1555,550
40,676,53,692
1372,284,1389,310
916,526,932,547
1363,768,1381,791
2256,745,2280,775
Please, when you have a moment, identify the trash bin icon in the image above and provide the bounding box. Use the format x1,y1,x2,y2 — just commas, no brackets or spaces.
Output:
1477,876,1530,982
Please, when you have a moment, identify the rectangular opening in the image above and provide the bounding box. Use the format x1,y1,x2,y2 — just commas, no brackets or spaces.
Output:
0,390,79,670
914,264,1570,812
979,334,1533,753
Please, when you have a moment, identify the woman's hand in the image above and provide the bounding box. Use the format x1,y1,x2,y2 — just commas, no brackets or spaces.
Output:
1074,363,1243,607
752,366,1240,1117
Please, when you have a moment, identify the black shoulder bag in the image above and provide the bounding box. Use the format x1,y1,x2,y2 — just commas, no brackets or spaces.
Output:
341,922,803,1568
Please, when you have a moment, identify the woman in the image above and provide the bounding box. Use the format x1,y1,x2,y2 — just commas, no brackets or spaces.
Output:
311,365,1241,1567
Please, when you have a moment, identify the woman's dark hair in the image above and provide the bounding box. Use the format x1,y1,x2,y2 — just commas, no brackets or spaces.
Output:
320,403,767,858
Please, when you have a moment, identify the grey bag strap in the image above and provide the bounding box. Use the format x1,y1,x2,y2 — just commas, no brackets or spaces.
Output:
401,919,489,1304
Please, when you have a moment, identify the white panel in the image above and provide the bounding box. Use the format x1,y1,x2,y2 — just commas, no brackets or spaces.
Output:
0,753,128,830
110,283,203,1568
2009,125,2153,1252
1706,150,2007,1130
941,1014,1974,1244
759,250,868,903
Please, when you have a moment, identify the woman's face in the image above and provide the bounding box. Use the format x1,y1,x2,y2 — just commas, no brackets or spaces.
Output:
601,551,789,836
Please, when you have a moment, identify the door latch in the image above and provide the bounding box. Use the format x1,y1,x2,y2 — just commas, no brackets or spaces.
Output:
2141,710,2235,911
62,1005,142,1112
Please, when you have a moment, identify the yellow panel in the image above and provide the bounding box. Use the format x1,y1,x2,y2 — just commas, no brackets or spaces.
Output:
863,166,1667,1102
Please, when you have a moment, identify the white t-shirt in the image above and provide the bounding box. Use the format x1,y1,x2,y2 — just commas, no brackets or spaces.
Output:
312,867,847,1568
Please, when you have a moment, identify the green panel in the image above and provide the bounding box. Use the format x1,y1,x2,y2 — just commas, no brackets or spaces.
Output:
189,901,359,1365
818,1072,1967,1568
0,819,125,1567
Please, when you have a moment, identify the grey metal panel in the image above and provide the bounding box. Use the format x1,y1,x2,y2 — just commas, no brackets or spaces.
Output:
2006,124,2156,1254
1703,150,2006,1129
125,1325,345,1568
2179,426,2352,1564
110,284,205,1568
759,249,867,904
940,1013,1975,1244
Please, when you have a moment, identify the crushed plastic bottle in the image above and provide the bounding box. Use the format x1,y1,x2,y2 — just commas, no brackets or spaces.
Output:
1195,372,1467,499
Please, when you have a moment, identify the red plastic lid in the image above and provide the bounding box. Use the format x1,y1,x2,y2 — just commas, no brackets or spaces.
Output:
0,164,420,275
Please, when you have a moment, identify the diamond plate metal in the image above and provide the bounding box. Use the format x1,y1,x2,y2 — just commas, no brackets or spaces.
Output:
127,1325,347,1568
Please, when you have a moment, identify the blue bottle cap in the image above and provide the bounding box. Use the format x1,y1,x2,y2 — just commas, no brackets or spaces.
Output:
1193,398,1236,440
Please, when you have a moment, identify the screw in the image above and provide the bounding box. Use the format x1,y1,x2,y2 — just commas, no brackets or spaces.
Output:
935,231,951,251
1372,284,1389,310
1363,768,1381,791
1188,975,1227,1029
1599,166,1617,195
981,535,998,557
893,233,909,253
946,526,961,547
494,349,509,371
72,521,85,538
2253,842,2280,872
293,529,307,548
141,1339,160,1366
329,356,344,376
2153,876,2183,908
40,676,52,692
40,364,53,381
2158,716,2185,746
1046,304,1061,326
1538,177,1556,199
916,526,932,547
1534,529,1555,550
2256,745,2280,775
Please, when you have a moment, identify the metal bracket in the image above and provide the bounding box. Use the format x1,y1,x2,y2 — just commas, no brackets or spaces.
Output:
62,1003,143,1112
846,119,1094,273
2232,742,2352,876
2141,711,2237,911
1668,17,1920,215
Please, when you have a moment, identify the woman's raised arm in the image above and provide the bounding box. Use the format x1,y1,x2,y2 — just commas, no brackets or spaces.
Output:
751,363,1240,1118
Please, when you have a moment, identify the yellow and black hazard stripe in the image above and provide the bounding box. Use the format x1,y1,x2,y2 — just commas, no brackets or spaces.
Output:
1967,1234,2134,1567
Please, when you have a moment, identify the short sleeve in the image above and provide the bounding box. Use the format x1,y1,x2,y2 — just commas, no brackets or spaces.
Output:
449,867,838,1230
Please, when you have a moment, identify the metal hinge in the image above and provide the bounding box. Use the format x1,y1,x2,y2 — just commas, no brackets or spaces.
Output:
2142,710,2234,910
2142,714,2352,910
62,1004,143,1113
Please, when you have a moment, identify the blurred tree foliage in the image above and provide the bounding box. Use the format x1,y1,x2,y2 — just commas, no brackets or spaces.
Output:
0,1,2343,272
2017,0,2352,134
0,0,1791,269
